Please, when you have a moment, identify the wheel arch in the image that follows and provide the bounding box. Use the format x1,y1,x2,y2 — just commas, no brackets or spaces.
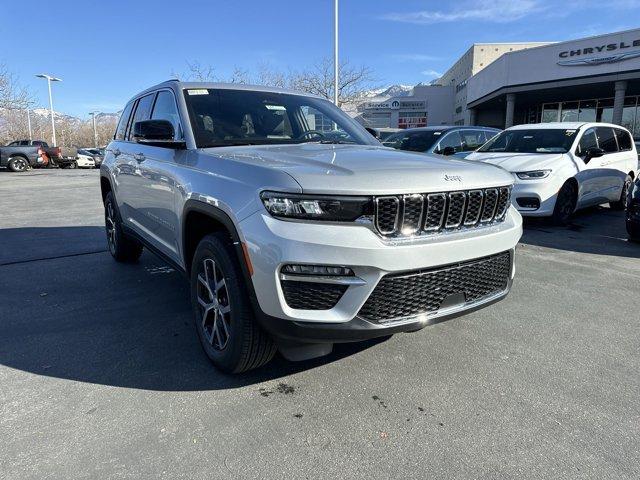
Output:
100,175,112,203
181,200,249,279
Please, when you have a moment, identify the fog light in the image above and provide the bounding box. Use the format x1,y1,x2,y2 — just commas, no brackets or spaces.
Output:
281,264,354,276
516,197,540,209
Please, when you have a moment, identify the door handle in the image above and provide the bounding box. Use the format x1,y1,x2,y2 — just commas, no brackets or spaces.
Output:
134,153,146,162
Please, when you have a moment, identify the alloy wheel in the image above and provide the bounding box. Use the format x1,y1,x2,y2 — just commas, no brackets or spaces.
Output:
196,258,232,351
12,158,26,171
105,202,117,255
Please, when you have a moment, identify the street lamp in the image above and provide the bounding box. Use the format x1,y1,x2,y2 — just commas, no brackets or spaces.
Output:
333,0,339,106
89,111,100,147
35,74,62,146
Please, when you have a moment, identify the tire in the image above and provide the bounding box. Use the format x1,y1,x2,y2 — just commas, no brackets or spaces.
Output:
627,220,640,242
104,191,143,262
551,181,577,226
68,161,78,169
7,156,28,172
190,233,276,373
610,175,632,211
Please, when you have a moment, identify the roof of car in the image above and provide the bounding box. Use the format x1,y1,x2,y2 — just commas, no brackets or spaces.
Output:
135,80,323,101
396,126,501,133
507,122,629,131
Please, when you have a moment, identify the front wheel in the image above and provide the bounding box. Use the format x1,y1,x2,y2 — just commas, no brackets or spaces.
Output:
104,191,143,262
191,233,276,373
7,156,28,172
68,161,77,169
610,175,632,211
551,181,577,226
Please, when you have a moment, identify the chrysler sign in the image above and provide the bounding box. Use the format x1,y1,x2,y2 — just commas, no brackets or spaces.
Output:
558,39,640,66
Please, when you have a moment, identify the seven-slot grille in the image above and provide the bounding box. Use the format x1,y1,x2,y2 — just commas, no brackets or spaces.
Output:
358,251,512,324
374,186,511,237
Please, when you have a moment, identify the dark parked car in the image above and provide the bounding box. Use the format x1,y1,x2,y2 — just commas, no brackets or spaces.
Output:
383,126,501,158
627,176,640,241
0,139,61,171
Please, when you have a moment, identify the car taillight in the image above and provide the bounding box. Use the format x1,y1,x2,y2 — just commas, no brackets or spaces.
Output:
37,148,44,156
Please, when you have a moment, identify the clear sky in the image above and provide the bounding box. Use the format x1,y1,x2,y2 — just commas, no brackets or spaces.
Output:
2,0,638,118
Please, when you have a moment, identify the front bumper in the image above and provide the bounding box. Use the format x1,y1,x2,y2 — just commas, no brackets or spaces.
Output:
510,177,563,217
241,207,522,341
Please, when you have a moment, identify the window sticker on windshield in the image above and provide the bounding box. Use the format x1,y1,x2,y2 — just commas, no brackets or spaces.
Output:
265,105,286,111
565,130,576,136
187,89,209,95
433,132,442,135
523,135,533,139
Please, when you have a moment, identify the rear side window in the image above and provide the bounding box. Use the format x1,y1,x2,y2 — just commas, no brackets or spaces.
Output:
614,128,632,151
126,93,156,141
114,102,135,140
437,131,463,153
460,130,485,151
595,127,618,153
151,90,182,139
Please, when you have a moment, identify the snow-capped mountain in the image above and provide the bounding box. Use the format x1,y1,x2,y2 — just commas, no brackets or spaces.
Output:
364,84,414,99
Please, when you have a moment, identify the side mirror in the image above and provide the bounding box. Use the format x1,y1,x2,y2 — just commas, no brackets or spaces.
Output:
133,120,184,148
364,127,379,139
584,147,605,162
440,146,456,156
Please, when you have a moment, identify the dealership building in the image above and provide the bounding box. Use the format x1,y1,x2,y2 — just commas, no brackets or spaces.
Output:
356,28,640,137
467,28,640,136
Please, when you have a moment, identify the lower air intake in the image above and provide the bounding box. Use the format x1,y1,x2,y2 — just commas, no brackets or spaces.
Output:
358,251,511,323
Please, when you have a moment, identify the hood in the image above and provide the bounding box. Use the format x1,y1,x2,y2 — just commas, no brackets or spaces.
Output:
465,151,564,172
201,144,514,195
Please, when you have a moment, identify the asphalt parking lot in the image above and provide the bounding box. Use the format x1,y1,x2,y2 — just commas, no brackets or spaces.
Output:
1,169,639,479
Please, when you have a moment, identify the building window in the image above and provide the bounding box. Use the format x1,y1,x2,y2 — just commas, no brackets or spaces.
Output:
540,97,640,139
541,103,559,123
455,106,462,114
560,102,580,122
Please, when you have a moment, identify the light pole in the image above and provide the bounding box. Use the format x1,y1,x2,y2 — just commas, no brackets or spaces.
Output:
26,108,32,141
333,0,339,106
35,74,62,146
90,111,99,147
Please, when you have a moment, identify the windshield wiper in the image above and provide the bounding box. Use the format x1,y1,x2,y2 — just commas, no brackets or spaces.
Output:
318,139,355,144
201,141,257,148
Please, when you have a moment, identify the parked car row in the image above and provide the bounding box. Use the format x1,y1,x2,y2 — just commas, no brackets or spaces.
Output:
0,141,105,171
379,122,638,239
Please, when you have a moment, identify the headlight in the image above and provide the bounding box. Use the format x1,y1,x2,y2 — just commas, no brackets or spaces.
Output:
515,170,551,180
260,191,372,221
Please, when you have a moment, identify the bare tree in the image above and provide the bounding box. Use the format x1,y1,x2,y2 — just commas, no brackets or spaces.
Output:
171,57,376,107
0,64,31,110
288,58,376,107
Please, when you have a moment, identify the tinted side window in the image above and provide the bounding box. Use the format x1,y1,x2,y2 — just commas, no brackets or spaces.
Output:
614,128,632,151
126,93,156,141
151,91,182,139
596,127,618,153
437,131,462,153
460,130,485,151
114,102,135,140
577,128,598,157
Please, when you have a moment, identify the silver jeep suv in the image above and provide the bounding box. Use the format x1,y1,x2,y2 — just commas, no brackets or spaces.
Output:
100,80,523,373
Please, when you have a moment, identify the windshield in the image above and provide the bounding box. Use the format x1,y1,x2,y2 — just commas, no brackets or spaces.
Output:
183,88,377,148
383,130,441,152
478,129,578,154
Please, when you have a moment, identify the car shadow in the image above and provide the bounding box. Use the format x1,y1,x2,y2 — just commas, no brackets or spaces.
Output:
0,226,388,391
519,206,639,258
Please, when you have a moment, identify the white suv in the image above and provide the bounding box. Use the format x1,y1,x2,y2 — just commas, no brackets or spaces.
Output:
466,123,638,224
100,81,523,373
